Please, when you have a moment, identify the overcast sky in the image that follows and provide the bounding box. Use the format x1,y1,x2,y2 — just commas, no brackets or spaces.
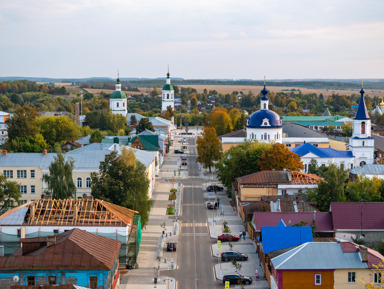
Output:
1,0,383,79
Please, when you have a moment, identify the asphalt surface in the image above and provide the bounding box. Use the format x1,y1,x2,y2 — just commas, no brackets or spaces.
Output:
161,135,223,289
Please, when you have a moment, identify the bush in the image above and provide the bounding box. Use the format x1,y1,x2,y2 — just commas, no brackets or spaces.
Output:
169,194,176,200
166,207,175,215
170,188,177,194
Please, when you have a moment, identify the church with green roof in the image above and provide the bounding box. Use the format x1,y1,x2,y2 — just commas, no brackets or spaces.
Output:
161,71,174,111
110,75,127,117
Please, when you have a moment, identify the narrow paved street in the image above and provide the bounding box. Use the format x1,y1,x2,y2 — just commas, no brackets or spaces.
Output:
161,134,222,289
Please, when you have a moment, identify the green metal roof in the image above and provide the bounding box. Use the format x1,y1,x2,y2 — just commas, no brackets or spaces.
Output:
281,115,345,122
131,135,159,151
110,90,127,99
163,84,173,91
296,121,344,127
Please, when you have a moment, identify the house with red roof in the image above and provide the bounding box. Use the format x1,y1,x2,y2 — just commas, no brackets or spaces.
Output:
251,211,334,239
0,229,121,289
330,202,384,245
236,170,322,203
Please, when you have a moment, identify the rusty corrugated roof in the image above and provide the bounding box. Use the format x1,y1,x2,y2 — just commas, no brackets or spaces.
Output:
237,170,323,186
0,228,121,271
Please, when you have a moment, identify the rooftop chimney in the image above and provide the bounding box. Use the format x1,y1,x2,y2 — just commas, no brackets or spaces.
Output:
2,150,7,156
359,245,368,262
43,149,47,155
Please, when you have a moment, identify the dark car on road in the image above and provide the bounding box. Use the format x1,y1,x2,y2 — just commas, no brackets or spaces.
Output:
221,251,248,262
167,242,177,252
207,185,224,192
222,274,252,285
174,150,184,154
217,234,240,242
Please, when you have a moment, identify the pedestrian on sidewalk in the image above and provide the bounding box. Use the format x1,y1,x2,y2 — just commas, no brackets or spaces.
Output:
255,269,259,280
239,231,243,240
242,230,246,240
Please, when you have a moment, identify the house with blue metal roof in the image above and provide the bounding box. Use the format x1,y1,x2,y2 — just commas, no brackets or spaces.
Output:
260,226,313,255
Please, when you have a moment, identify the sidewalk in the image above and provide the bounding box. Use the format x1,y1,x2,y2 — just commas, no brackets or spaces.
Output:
120,153,181,289
205,185,269,289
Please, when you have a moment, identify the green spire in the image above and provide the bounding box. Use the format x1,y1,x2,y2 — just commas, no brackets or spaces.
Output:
117,70,120,84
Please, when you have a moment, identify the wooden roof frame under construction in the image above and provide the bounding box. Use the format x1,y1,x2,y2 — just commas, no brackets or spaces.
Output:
0,196,138,227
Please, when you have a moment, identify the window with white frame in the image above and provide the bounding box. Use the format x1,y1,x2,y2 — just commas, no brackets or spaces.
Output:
374,272,382,284
77,177,83,188
315,274,322,285
19,186,27,194
86,177,91,188
31,185,35,194
348,272,356,283
3,170,13,178
17,170,27,178
30,170,35,178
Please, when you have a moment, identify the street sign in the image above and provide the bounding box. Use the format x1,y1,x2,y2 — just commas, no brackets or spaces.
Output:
217,244,221,249
225,281,230,288
213,220,216,223
217,240,221,245
212,213,215,217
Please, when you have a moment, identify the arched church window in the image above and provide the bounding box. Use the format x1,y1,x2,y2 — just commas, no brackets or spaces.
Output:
167,93,170,99
268,134,270,140
123,102,125,107
264,133,267,140
362,141,365,147
117,102,119,108
261,134,263,140
361,122,366,134
264,103,266,109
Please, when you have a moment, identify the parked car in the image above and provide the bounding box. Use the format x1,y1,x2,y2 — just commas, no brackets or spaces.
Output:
206,201,218,209
167,242,177,252
175,150,184,154
217,234,240,242
221,251,248,262
222,274,252,285
207,185,224,192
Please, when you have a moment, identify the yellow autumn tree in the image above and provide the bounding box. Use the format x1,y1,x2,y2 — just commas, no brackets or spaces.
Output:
208,107,233,136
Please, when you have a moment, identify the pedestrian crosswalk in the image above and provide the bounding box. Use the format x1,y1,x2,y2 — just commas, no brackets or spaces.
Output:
180,232,207,236
181,222,208,227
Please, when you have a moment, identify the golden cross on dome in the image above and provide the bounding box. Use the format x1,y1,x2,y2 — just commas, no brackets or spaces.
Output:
264,75,266,85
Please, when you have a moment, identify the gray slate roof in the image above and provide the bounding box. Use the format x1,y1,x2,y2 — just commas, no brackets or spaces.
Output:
350,164,384,176
282,123,327,138
271,242,367,270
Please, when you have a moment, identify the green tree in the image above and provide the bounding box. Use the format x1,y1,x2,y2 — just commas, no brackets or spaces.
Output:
90,130,104,143
196,127,222,172
216,141,271,189
151,85,159,97
6,106,39,141
0,175,21,213
341,122,353,137
258,143,304,171
130,115,137,125
288,101,298,112
137,118,155,134
308,164,349,211
90,151,152,227
43,152,76,199
85,109,126,133
37,116,81,148
346,175,382,202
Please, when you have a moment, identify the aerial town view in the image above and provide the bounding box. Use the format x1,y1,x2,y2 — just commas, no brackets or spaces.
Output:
1,1,384,289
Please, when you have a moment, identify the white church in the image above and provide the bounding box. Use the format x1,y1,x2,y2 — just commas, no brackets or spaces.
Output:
109,75,127,117
161,71,175,111
223,83,375,172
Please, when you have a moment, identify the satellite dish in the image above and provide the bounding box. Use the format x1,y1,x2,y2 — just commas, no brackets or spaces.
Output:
13,275,19,282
